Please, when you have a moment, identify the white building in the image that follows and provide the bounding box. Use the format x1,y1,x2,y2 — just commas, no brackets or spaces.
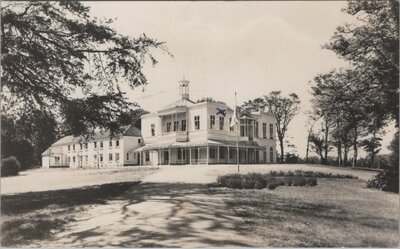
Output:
41,125,142,168
136,79,277,165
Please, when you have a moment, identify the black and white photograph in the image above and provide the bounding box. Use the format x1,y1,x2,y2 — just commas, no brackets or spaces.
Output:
1,0,399,247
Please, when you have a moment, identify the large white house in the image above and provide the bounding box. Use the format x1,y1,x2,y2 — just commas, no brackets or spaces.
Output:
41,125,142,168
41,79,277,168
136,79,276,165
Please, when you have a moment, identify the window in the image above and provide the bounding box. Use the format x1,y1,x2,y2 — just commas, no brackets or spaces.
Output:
210,115,215,129
73,144,75,151
240,120,245,137
80,143,83,150
94,141,97,149
94,154,97,161
116,140,119,147
85,143,88,150
109,140,112,147
255,122,259,138
173,121,179,131
269,124,274,139
194,116,200,130
219,116,224,130
263,123,267,138
72,156,75,163
100,141,103,149
229,118,234,131
79,155,82,162
126,153,130,160
115,153,120,162
177,149,186,160
151,124,155,136
181,119,186,131
138,138,141,144
269,147,274,163
68,157,70,163
166,122,171,132
99,154,103,162
109,153,113,161
209,147,216,159
68,145,70,151
85,155,88,162
55,157,60,163
145,151,150,161
219,148,224,159
134,153,137,159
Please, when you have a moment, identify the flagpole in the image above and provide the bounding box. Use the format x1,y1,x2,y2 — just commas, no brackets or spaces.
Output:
235,92,240,172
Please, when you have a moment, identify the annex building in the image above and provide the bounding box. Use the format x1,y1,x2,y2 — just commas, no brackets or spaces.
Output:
42,79,276,168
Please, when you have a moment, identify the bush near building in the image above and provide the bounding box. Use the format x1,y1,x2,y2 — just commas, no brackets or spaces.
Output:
1,157,20,177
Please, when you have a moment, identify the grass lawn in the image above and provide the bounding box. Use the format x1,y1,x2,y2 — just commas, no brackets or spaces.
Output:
217,178,399,247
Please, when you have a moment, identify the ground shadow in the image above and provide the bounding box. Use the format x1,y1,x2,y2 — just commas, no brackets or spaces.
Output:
1,182,140,246
1,182,255,247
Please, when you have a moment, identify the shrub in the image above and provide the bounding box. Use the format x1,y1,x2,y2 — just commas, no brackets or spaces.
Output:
292,176,307,186
266,182,279,190
1,157,20,177
306,177,318,186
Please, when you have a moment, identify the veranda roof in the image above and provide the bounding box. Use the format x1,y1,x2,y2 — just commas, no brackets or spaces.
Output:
132,139,263,152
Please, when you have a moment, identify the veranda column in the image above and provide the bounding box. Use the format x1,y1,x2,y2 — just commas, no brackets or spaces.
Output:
189,148,192,165
168,148,171,165
207,146,209,164
227,147,230,164
198,147,200,164
217,146,220,164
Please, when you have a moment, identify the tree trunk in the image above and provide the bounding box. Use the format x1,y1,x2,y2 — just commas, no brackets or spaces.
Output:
343,145,349,166
352,129,358,167
371,130,377,168
306,134,311,163
279,138,284,163
337,141,342,167
323,119,329,164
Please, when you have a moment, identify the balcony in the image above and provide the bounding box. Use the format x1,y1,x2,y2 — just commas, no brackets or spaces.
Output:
176,131,188,142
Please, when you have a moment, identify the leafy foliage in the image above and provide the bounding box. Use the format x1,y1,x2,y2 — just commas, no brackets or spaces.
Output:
1,1,167,136
367,132,399,193
1,157,20,177
242,91,300,163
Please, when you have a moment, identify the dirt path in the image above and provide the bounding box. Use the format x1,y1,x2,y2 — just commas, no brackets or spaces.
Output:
35,183,259,247
143,164,377,183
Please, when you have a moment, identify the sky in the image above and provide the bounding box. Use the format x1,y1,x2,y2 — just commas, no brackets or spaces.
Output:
87,1,395,157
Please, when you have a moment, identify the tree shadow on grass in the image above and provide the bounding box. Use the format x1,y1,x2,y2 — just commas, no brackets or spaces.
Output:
1,182,256,248
1,182,140,247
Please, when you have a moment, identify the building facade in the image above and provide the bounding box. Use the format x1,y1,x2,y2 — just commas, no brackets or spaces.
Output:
136,79,277,165
41,125,142,168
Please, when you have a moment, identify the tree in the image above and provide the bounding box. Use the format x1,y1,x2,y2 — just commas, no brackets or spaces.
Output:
243,91,300,163
360,136,382,168
324,0,399,126
15,109,58,165
117,108,149,129
1,1,167,137
1,116,34,170
367,131,399,192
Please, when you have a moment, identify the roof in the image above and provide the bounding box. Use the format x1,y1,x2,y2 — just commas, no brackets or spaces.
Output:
50,125,141,147
41,146,63,156
132,139,263,152
158,98,196,113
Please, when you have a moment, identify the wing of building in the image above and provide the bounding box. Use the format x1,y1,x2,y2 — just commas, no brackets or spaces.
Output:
41,79,277,168
41,125,142,168
136,79,277,165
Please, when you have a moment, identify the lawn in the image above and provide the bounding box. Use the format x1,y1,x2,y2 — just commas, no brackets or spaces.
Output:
217,178,399,247
0,164,398,247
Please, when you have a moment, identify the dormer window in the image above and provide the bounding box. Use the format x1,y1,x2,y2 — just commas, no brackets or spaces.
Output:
210,115,215,129
151,124,155,136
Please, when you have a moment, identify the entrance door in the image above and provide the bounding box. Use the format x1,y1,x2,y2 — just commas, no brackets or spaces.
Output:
164,151,169,164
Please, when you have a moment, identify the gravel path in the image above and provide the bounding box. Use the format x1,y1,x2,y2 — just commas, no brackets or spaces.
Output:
1,167,158,195
143,164,378,183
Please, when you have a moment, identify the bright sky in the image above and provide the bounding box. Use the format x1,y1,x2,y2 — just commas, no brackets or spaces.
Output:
87,1,395,157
